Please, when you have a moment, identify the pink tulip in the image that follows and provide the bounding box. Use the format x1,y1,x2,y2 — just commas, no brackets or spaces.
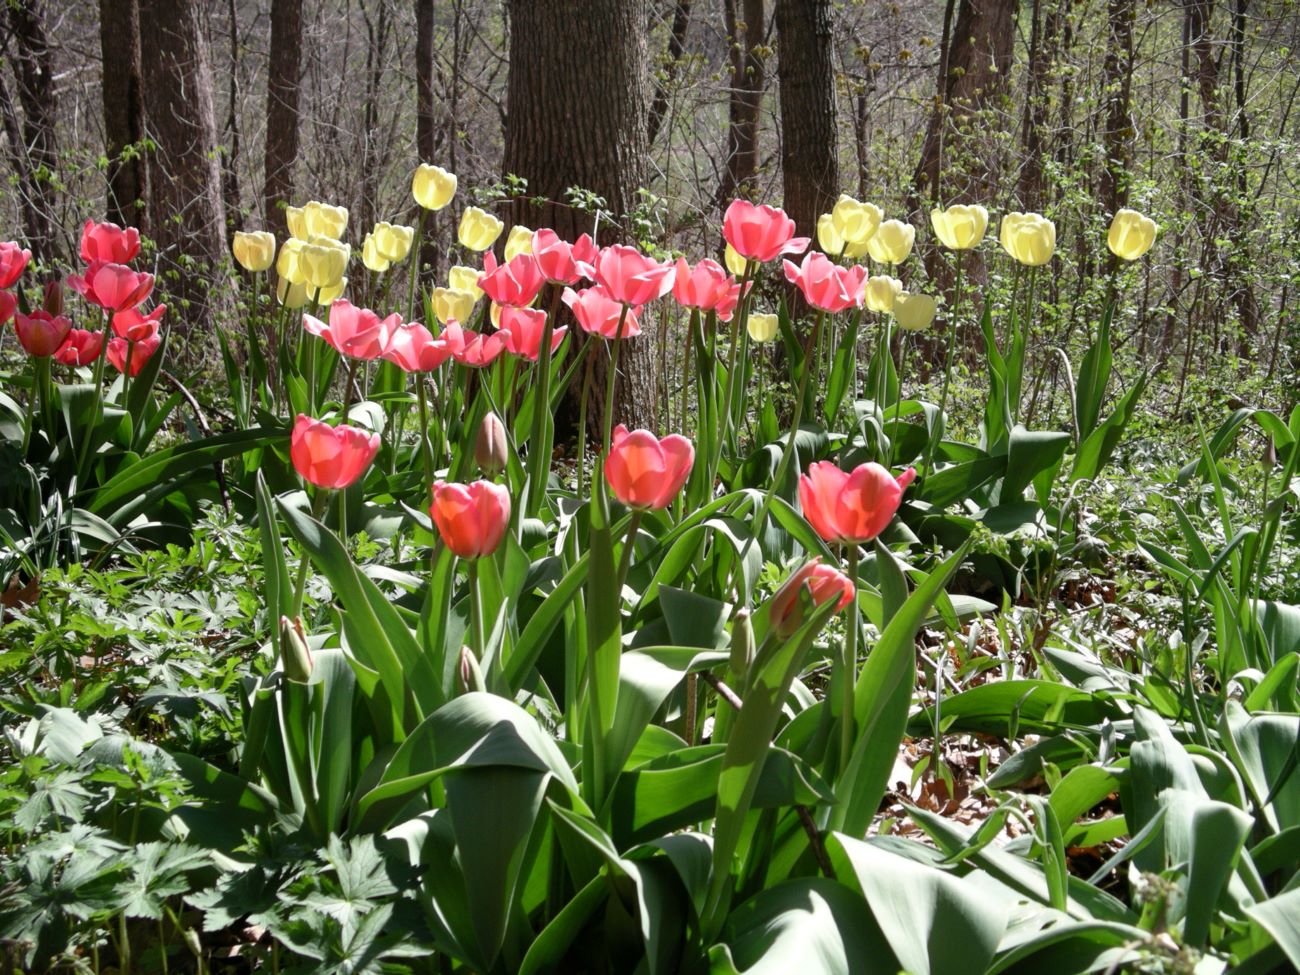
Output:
303,299,400,361
586,244,675,307
532,229,597,284
605,425,694,510
672,258,744,321
498,306,567,362
429,479,511,559
14,310,72,358
68,262,154,312
290,414,380,490
722,200,809,263
450,327,507,368
782,252,868,314
798,461,916,544
53,329,105,366
0,290,15,327
769,559,855,637
107,332,162,376
478,251,545,308
80,219,141,266
0,242,31,289
382,320,457,372
112,304,166,342
562,286,642,339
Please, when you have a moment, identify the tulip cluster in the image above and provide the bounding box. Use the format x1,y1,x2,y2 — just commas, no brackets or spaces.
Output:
274,200,351,308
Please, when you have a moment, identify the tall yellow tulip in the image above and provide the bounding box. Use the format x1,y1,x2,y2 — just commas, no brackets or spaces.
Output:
448,264,485,302
930,204,989,250
892,292,937,331
747,312,778,343
458,207,504,252
830,195,881,249
412,164,458,211
432,287,478,325
361,234,391,273
999,212,1056,266
864,275,903,313
1107,208,1158,261
232,231,276,273
865,220,915,265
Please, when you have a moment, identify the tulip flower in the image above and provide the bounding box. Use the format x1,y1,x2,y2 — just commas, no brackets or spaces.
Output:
381,320,457,372
587,244,675,307
479,251,545,308
373,221,415,263
277,278,309,309
450,327,507,368
864,275,903,313
673,257,743,320
563,286,642,339
770,559,855,637
14,310,72,357
892,292,937,331
288,200,348,241
605,425,694,510
300,238,350,289
53,329,104,366
722,200,810,262
412,163,457,211
782,251,868,314
817,196,881,258
107,332,162,376
112,303,166,342
458,206,505,251
799,461,916,544
476,412,508,476
1108,208,1158,261
429,479,511,558
747,311,778,343
504,225,534,262
532,229,597,284
865,220,915,265
317,278,347,305
361,233,391,273
0,242,31,289
498,306,566,361
232,231,277,272
68,263,155,312
723,243,748,276
431,286,479,327
276,237,307,284
447,264,485,301
999,212,1056,266
290,414,380,490
42,280,62,317
80,220,140,267
303,299,401,360
930,204,989,250
0,290,15,327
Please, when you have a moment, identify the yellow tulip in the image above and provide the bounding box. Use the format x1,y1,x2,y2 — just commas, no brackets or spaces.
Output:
815,215,868,259
930,204,989,250
724,243,748,277
458,206,504,252
892,292,937,331
746,311,778,343
232,230,276,273
301,200,349,241
372,221,414,263
412,163,457,211
999,212,1056,266
315,277,347,305
432,286,478,325
1107,208,1158,261
865,220,915,265
361,234,391,273
277,276,308,308
284,206,309,242
864,275,903,313
504,225,534,262
830,195,882,247
300,237,349,289
489,301,504,329
448,264,484,302
276,237,308,285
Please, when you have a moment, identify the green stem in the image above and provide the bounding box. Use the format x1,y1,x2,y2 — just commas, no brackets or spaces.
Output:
616,509,643,592
407,208,429,325
468,559,485,655
717,264,754,458
416,374,434,484
526,284,564,516
290,489,330,616
601,305,632,458
838,545,861,776
73,310,113,493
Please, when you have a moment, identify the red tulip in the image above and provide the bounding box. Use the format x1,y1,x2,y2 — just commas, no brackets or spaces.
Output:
290,414,380,490
14,310,72,357
769,559,855,637
562,286,642,339
303,299,400,361
587,245,675,307
798,461,916,544
53,329,105,366
0,242,31,289
450,327,507,368
672,258,744,321
478,251,545,308
382,320,456,372
605,425,694,510
68,263,154,312
782,252,868,314
0,290,15,327
429,479,511,559
722,200,809,263
107,332,162,376
498,306,567,361
80,219,141,266
112,303,166,342
532,229,597,284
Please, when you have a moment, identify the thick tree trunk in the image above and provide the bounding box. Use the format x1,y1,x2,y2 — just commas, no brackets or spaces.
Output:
647,0,693,145
415,0,436,165
138,0,229,335
263,0,303,236
4,0,59,261
1099,0,1136,214
99,0,149,232
718,0,767,206
775,0,837,238
1017,0,1062,208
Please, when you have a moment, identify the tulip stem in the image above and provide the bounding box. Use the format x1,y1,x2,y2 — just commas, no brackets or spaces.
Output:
73,310,113,494
717,264,753,464
576,343,596,497
407,209,428,326
837,545,861,777
925,250,963,475
468,559,485,657
891,333,911,457
601,305,631,460
416,374,434,485
122,343,134,407
290,489,331,617
616,510,643,594
525,285,564,517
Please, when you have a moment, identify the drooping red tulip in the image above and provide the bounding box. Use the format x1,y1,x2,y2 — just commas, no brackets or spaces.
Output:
107,332,162,376
562,286,641,339
290,414,380,490
382,320,457,372
604,425,694,511
769,559,855,637
497,306,567,362
302,299,401,361
722,200,809,263
53,329,105,366
14,310,72,358
429,479,511,559
68,263,154,312
80,219,141,266
798,461,915,544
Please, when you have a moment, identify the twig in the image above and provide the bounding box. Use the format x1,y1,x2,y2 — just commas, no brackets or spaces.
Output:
702,671,743,711
795,805,836,879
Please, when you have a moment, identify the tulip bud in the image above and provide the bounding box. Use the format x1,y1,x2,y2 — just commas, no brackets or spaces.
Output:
459,646,486,695
892,292,937,332
448,264,484,301
503,225,534,262
930,204,989,251
412,163,458,211
864,275,903,313
279,615,314,683
42,280,63,317
999,212,1056,266
476,411,508,476
866,220,915,265
432,286,478,326
1107,208,1158,261
769,561,854,638
746,311,778,343
729,608,754,680
373,221,415,263
361,233,391,273
233,230,277,272
723,243,748,277
458,206,505,252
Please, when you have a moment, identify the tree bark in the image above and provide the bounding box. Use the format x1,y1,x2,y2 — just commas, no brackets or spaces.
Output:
1099,0,1136,214
718,0,767,206
99,0,149,232
263,0,303,236
4,0,59,261
415,0,436,164
775,0,837,238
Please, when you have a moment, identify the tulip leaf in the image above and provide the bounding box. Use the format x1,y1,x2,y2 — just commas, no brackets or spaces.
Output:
1074,303,1114,443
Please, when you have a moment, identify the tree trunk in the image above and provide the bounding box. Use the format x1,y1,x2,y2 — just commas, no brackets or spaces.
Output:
1017,0,1062,208
4,0,59,261
263,0,303,236
718,0,767,206
775,0,837,239
138,0,229,336
647,0,693,145
1098,0,1136,214
415,0,436,165
98,0,149,232
222,0,242,234
503,0,654,430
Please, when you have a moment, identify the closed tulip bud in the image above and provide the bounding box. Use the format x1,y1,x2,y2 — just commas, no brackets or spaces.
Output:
864,275,903,313
930,204,989,250
303,200,349,240
458,646,486,695
475,411,508,476
1107,208,1158,261
432,286,478,326
892,292,937,331
429,479,511,559
770,560,855,638
747,311,779,343
285,205,309,241
730,608,754,680
448,264,484,302
361,233,391,273
233,230,277,272
458,206,505,252
42,280,63,317
999,212,1056,266
866,220,915,265
605,425,694,510
723,243,748,277
301,238,349,288
504,225,534,262
279,616,314,683
412,163,457,211
373,221,415,263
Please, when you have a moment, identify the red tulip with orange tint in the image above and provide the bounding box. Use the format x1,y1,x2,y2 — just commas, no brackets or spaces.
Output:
798,460,916,544
532,229,597,285
498,306,567,361
53,329,104,366
290,414,380,490
604,425,694,510
303,299,401,361
80,219,141,266
672,257,744,321
429,479,511,559
14,310,72,357
107,332,162,376
562,286,642,339
68,263,154,311
722,200,809,263
769,559,855,637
